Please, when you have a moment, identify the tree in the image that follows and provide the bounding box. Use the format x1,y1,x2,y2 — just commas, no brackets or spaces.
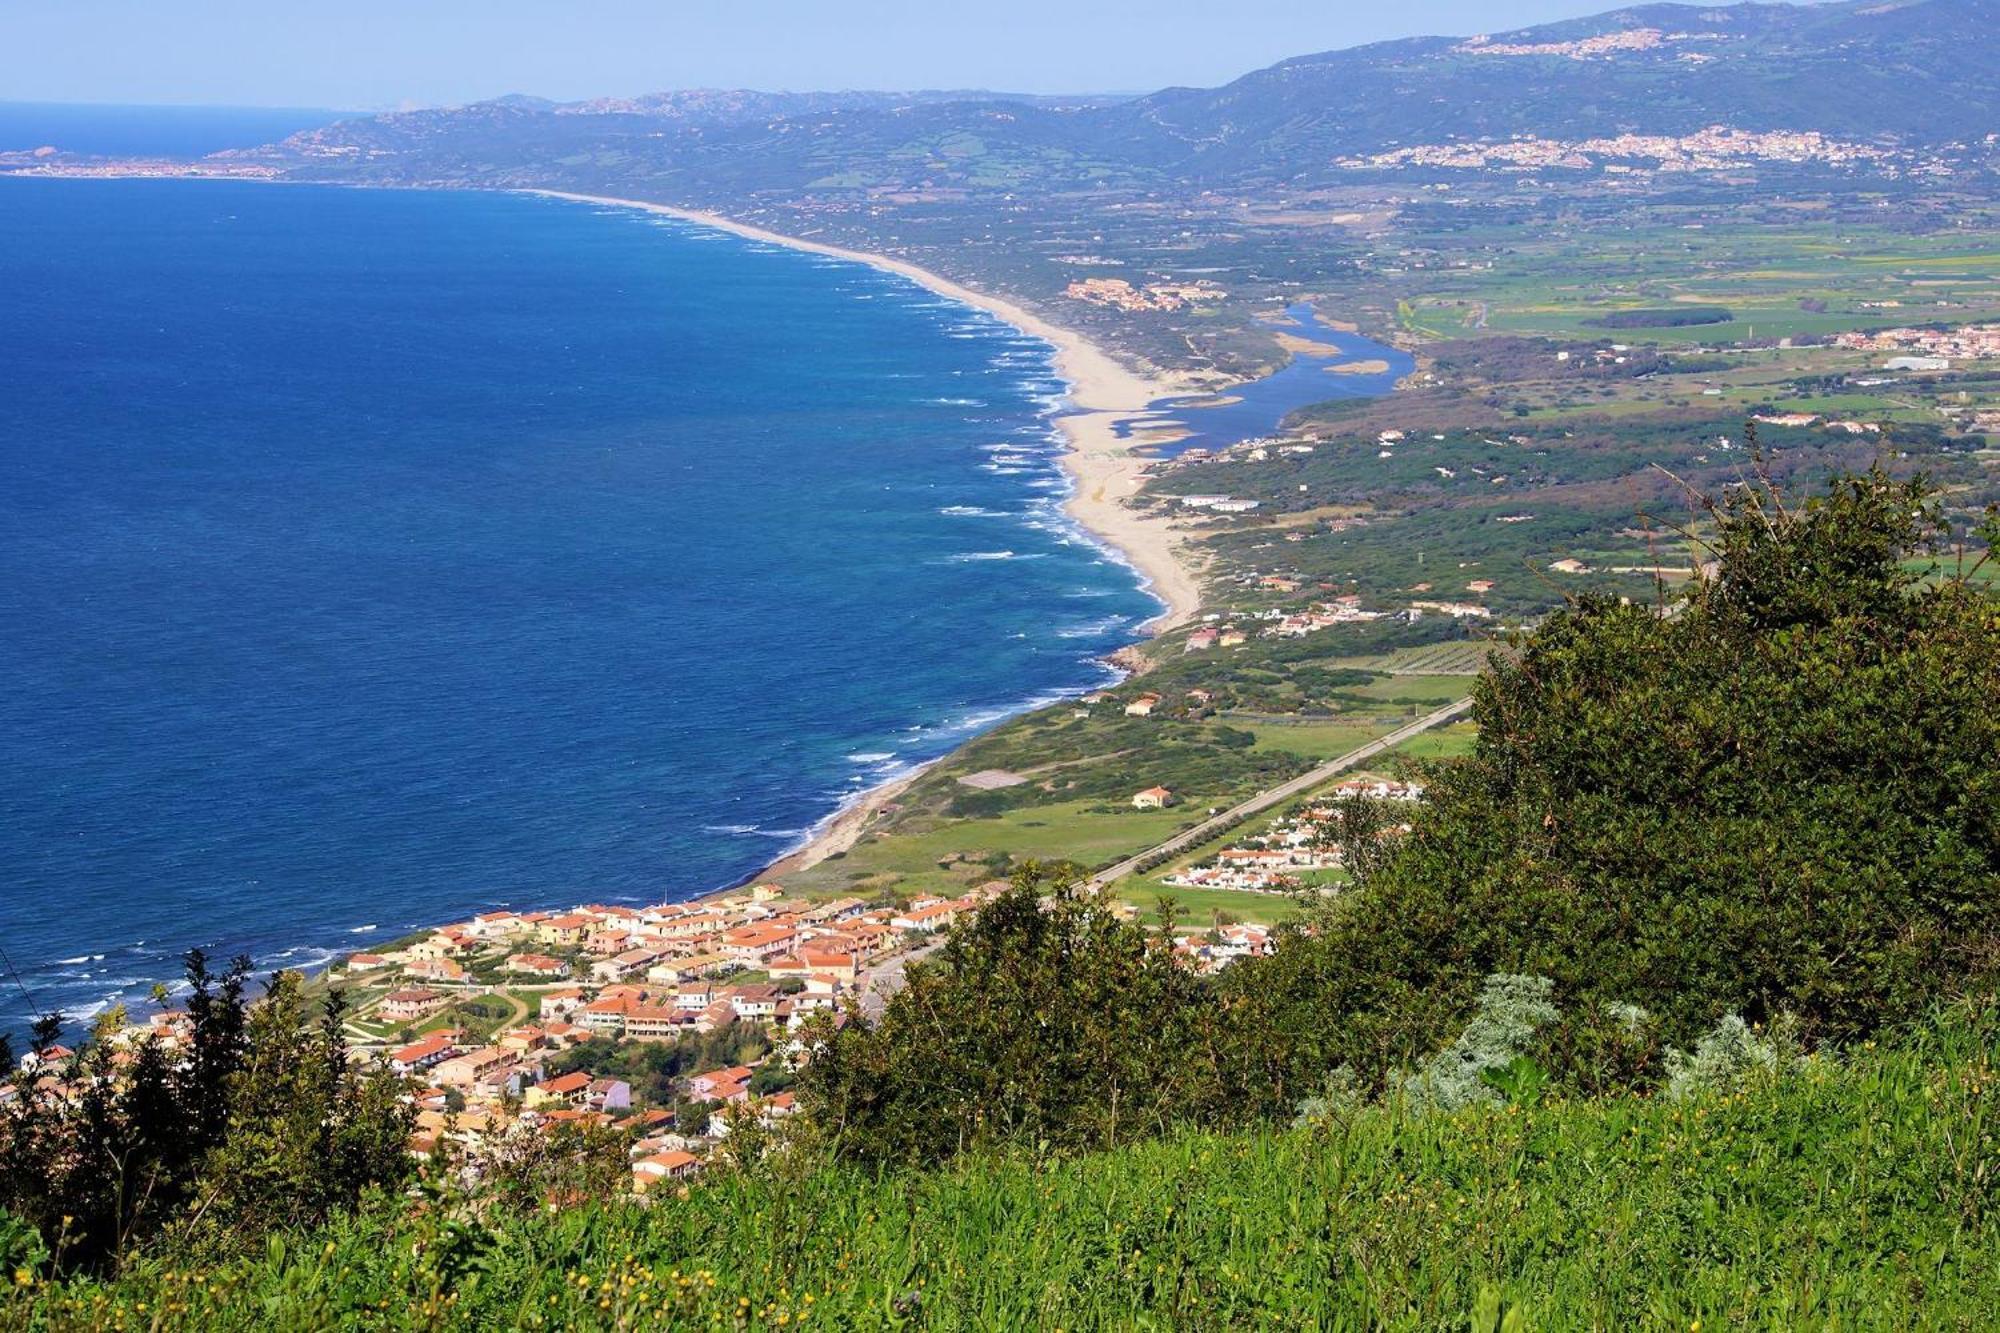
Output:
798,863,1258,1165
1239,468,2000,1091
0,957,412,1275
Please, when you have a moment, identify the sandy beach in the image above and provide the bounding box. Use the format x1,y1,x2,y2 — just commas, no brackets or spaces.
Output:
529,190,1208,879
530,192,1203,633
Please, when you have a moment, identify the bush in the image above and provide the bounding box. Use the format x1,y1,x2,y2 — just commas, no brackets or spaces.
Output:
1238,469,2000,1091
797,863,1257,1163
0,955,412,1275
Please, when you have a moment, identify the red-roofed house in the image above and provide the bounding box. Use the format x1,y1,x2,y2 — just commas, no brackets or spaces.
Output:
720,923,799,964
405,957,465,983
525,1070,593,1109
891,902,961,934
538,988,585,1020
389,1031,462,1076
381,988,447,1021
505,953,569,978
632,1150,700,1192
537,913,596,947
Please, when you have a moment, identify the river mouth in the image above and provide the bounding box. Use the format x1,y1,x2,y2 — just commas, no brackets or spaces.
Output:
1112,303,1414,457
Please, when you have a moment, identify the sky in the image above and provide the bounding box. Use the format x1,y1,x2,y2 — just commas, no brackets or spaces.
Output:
1,0,1789,110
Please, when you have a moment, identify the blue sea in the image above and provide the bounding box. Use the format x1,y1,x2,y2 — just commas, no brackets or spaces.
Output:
0,177,1163,1039
0,102,349,158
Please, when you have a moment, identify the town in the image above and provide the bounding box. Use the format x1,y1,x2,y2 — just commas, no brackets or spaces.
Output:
1165,777,1424,894
11,860,1327,1195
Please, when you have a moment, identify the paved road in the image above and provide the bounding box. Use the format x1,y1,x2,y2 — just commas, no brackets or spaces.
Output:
860,937,944,1020
1084,696,1476,889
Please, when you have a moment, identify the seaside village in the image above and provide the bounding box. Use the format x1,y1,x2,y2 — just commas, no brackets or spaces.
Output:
333,885,992,1190
10,873,1316,1194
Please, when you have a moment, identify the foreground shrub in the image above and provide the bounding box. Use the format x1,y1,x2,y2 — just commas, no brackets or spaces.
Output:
16,1003,2000,1330
1242,470,2000,1089
0,956,412,1276
797,864,1256,1164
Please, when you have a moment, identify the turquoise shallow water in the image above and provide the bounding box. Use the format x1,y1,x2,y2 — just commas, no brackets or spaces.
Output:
0,178,1159,1038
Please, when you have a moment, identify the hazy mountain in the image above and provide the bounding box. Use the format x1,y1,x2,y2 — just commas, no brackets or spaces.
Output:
241,0,1999,193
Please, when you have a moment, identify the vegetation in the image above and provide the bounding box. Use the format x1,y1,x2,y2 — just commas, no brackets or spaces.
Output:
8,468,1996,1325
0,955,412,1276
1234,468,1999,1096
14,1001,2000,1329
1584,305,1734,329
546,1027,771,1112
798,873,1250,1164
793,468,2000,1154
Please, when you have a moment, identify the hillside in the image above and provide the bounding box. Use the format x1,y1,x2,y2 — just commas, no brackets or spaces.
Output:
17,1003,2000,1329
238,0,2000,193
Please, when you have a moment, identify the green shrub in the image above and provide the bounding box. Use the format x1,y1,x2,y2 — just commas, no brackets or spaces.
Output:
1239,470,2000,1092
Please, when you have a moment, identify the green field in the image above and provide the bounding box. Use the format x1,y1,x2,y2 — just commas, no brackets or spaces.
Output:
1111,881,1297,927
1236,719,1385,758
1336,642,1494,675
1397,225,2000,349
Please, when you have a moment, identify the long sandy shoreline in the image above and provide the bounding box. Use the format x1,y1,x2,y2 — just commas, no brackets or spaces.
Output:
528,191,1213,879
529,191,1203,632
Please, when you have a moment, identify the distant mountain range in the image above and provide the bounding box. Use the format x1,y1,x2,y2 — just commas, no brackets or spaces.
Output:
240,0,1998,194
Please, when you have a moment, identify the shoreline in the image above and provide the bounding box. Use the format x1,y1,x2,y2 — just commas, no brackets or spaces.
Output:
9,177,1214,1018
527,190,1210,883
528,192,1204,633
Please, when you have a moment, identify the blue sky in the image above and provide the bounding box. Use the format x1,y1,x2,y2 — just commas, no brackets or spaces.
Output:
2,0,1790,109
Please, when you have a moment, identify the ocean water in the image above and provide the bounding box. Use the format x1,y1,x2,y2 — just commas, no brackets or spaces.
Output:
0,178,1158,1039
0,102,348,159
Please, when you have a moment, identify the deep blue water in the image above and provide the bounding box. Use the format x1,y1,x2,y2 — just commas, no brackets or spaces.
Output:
1121,305,1413,457
0,103,347,158
0,178,1159,1039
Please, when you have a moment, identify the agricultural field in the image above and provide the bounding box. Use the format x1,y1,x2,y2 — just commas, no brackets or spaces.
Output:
1392,223,2000,348
1334,642,1494,675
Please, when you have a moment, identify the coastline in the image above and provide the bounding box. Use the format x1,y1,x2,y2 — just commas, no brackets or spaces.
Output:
527,190,1210,882
528,192,1203,634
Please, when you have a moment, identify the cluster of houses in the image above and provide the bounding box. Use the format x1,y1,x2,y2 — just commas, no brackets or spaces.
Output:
1834,323,2000,365
1063,275,1227,312
1165,777,1425,892
1336,124,1898,175
332,882,1000,1190
1183,594,1394,654
1171,923,1276,975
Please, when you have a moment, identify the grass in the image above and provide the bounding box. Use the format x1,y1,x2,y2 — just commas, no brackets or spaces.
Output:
1236,720,1387,759
1336,642,1494,675
1378,719,1479,764
24,1005,2000,1329
785,798,1206,900
1112,881,1298,927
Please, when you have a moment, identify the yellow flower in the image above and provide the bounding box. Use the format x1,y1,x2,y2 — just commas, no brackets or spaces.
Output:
12,1270,31,1287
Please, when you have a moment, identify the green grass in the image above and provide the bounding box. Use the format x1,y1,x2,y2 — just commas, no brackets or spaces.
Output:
1379,719,1479,764
1111,881,1298,927
1336,642,1494,675
1236,720,1387,759
785,798,1206,899
26,1007,2000,1329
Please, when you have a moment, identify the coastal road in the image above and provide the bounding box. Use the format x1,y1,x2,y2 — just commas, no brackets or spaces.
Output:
1083,696,1476,889
850,697,1473,1018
